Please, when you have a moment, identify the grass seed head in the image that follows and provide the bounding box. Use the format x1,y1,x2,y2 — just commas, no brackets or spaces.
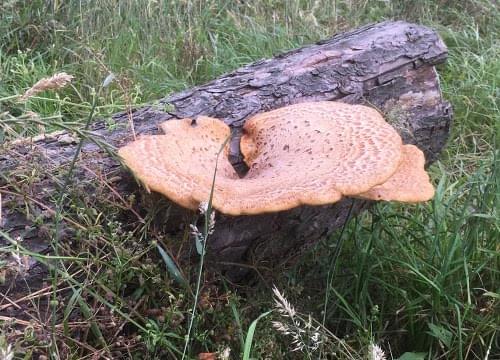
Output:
19,72,74,101
369,343,386,360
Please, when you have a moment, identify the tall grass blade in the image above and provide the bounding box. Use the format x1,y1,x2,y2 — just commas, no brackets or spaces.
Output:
243,311,272,360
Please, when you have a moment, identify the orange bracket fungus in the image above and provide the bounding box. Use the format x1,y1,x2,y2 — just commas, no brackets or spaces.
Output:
118,101,434,216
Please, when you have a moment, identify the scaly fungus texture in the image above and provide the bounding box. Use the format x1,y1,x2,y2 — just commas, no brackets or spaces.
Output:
358,144,435,202
118,101,434,215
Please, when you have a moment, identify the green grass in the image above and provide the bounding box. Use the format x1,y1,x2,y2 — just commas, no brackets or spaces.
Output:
0,0,498,359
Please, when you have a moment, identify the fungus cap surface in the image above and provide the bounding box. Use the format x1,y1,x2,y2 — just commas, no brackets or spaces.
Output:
118,102,416,216
118,116,238,211
231,101,403,213
358,144,435,202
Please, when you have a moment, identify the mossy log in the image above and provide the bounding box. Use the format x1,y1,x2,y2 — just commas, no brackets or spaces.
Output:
0,21,452,291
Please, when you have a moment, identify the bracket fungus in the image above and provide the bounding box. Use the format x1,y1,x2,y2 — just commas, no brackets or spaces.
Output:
118,101,434,216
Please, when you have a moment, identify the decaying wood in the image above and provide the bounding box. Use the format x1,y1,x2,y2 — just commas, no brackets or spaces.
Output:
0,21,452,291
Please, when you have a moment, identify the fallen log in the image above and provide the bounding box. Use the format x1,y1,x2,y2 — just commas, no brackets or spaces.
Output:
0,21,452,290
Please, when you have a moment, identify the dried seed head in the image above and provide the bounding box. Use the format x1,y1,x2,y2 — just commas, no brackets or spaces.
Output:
19,72,74,101
272,286,297,318
198,201,209,214
369,343,387,360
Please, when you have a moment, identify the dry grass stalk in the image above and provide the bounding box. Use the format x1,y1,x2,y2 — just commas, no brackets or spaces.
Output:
19,72,74,101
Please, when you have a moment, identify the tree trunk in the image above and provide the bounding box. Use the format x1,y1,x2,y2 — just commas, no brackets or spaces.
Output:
0,21,452,289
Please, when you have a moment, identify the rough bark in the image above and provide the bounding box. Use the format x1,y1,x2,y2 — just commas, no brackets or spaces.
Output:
0,21,452,289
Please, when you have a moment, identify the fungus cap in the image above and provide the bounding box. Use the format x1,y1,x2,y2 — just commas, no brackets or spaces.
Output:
118,101,432,216
118,116,238,211
239,101,403,198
